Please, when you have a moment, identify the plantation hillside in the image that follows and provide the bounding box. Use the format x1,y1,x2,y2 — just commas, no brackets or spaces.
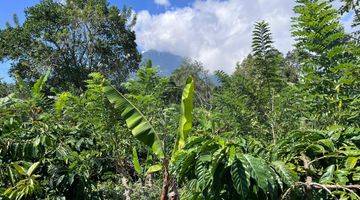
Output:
0,0,359,199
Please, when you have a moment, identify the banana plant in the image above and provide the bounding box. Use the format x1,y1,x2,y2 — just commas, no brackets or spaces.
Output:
102,75,194,200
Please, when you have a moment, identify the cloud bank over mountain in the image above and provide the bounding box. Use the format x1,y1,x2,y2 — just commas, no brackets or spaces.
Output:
135,0,296,73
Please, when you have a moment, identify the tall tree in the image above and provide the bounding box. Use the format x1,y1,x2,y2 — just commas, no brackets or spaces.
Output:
169,58,214,107
213,21,290,142
0,0,141,90
292,0,360,127
331,0,360,41
251,21,284,90
251,21,285,142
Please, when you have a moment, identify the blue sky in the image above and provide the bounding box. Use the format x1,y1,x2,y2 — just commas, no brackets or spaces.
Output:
0,0,355,82
0,0,193,82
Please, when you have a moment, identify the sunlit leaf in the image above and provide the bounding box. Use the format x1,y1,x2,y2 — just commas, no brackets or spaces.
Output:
26,162,40,176
146,164,162,174
175,76,195,151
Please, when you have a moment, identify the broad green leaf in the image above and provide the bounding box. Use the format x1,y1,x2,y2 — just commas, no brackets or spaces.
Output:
307,144,325,154
175,76,195,151
228,145,236,165
345,157,358,169
318,139,335,151
132,147,143,175
239,154,277,193
335,170,349,185
146,164,162,174
33,137,41,147
199,155,212,162
272,161,299,186
231,158,249,197
27,162,40,176
320,165,335,184
196,161,212,191
103,84,164,159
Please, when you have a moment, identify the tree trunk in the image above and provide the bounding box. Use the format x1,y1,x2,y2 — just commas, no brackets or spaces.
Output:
160,158,170,200
122,177,131,200
169,178,180,200
300,153,312,200
270,88,276,144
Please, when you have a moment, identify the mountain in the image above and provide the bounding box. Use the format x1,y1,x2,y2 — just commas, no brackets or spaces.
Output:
141,50,219,85
141,50,184,76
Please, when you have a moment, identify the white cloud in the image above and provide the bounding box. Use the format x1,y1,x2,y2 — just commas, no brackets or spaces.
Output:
136,0,296,73
154,0,170,7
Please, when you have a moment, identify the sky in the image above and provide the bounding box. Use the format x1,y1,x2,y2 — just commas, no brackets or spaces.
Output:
0,0,355,82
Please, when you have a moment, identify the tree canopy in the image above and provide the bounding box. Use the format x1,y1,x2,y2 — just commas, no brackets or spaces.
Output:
0,0,141,90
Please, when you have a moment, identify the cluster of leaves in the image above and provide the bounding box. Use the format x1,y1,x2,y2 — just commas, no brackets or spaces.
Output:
175,0,360,199
0,71,161,199
172,135,295,199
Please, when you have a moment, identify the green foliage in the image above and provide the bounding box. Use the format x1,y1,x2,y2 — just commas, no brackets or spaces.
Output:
292,0,360,128
175,77,195,151
170,58,214,107
252,21,273,58
132,147,143,175
4,162,41,200
103,77,165,159
0,0,359,199
331,0,360,41
213,21,290,141
0,80,14,98
292,0,347,70
0,0,141,90
0,73,163,199
173,136,292,199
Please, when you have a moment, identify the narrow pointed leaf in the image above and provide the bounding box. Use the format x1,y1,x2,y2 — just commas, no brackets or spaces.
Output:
12,164,26,176
27,162,40,176
175,76,195,151
32,69,51,97
132,147,143,175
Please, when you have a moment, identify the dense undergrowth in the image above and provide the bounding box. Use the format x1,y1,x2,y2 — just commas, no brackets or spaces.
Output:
0,0,360,199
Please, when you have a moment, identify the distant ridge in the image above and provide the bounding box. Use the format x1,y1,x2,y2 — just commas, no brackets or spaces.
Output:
141,50,184,76
141,50,219,85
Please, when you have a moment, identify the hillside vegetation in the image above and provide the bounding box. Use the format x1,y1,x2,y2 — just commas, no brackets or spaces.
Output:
0,0,359,199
